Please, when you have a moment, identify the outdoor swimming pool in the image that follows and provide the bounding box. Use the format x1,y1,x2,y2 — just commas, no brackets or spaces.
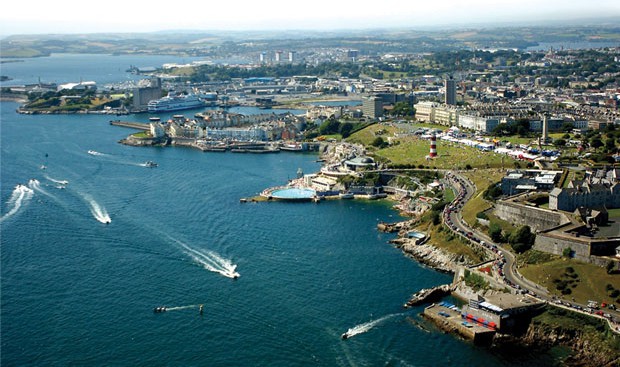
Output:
270,187,317,200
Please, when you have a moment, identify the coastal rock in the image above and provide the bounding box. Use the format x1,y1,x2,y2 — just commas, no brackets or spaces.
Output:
493,320,620,367
392,238,468,273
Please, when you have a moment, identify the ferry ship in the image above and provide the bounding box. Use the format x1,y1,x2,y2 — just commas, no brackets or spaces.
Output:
147,94,206,112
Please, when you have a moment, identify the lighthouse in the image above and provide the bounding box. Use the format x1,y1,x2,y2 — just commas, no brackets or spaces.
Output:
429,133,437,158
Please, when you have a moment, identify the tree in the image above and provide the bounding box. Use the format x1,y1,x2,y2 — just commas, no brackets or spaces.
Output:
483,183,502,201
371,136,386,148
489,223,503,243
509,225,535,253
553,138,567,148
510,225,535,245
339,122,353,139
604,137,616,153
590,137,603,151
392,102,415,116
319,118,340,135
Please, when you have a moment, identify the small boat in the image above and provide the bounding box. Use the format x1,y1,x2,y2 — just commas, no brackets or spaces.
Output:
341,332,350,340
144,161,158,168
339,192,354,199
153,306,167,313
40,165,47,170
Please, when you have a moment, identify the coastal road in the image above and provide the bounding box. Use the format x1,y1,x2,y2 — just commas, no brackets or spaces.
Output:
443,172,620,331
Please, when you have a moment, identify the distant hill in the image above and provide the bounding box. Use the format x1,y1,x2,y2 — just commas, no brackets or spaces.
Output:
1,22,619,58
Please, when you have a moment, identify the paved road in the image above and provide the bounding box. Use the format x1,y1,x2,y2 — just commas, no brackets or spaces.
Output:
442,171,620,332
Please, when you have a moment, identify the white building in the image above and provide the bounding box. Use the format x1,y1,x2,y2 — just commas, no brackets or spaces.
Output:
458,114,499,133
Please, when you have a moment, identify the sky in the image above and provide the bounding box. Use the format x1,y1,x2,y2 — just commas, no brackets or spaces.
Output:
1,0,619,36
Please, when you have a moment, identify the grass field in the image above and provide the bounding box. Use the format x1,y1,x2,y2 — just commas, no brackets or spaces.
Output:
346,124,519,169
520,258,620,305
345,124,399,146
375,138,517,169
460,170,504,228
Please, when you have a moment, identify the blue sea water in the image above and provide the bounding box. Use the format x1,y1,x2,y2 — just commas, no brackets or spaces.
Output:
1,54,561,366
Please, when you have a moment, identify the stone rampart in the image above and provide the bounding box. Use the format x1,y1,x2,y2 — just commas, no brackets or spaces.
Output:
534,227,620,263
494,199,569,232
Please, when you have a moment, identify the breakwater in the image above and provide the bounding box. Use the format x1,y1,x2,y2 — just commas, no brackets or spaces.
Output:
403,284,453,308
110,120,150,130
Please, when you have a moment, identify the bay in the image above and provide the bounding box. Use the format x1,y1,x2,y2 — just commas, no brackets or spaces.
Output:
1,54,561,366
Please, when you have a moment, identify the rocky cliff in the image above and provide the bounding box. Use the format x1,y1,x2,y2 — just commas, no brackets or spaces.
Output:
493,311,620,367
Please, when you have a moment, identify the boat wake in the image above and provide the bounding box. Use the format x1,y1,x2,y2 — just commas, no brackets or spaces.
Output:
341,313,400,340
87,150,106,156
166,304,200,311
27,178,58,197
44,175,69,186
1,184,34,222
82,193,111,224
172,238,239,279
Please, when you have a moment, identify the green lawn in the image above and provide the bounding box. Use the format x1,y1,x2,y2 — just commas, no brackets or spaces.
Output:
132,131,151,138
374,138,517,169
460,170,504,228
345,124,399,146
520,258,620,306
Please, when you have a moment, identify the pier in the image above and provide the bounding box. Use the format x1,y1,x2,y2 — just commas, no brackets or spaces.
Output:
422,303,496,345
109,120,150,130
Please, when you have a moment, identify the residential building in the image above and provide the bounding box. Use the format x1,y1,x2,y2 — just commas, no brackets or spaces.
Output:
445,77,457,105
458,114,499,133
362,96,383,119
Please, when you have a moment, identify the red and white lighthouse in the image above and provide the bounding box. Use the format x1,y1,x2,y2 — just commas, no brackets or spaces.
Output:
429,133,437,158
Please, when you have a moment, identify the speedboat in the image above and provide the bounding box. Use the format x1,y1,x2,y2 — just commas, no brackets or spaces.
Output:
341,332,349,340
153,306,167,313
144,161,158,168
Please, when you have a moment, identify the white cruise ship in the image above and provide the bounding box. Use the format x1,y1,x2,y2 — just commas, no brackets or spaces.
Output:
147,94,206,112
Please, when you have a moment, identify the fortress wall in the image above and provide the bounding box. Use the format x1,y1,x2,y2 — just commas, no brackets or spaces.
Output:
494,200,567,232
534,233,620,263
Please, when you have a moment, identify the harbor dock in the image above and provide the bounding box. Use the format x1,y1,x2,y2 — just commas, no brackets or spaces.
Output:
422,303,496,345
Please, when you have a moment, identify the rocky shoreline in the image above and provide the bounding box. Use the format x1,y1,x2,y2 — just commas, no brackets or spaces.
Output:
390,237,469,273
492,321,620,366
386,218,618,366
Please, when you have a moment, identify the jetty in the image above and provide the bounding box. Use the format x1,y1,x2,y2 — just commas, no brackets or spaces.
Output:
403,284,453,308
422,303,496,345
110,120,150,130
